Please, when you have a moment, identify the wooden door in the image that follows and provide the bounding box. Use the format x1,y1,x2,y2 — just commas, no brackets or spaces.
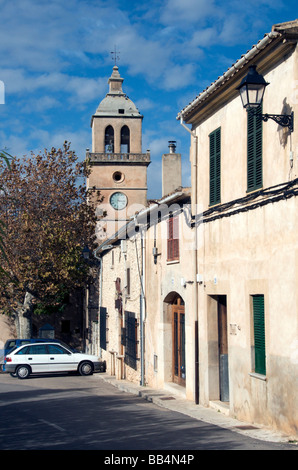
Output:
218,295,229,402
172,296,186,386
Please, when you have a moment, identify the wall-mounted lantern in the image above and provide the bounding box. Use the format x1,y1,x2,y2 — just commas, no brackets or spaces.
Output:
237,65,294,132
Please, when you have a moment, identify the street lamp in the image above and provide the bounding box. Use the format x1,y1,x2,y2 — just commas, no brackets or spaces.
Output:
237,64,294,132
82,245,90,260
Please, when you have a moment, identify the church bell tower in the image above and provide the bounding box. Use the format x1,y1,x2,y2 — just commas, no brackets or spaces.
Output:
86,66,150,240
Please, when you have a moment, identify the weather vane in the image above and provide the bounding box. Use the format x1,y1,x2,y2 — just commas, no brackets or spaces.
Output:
111,46,120,66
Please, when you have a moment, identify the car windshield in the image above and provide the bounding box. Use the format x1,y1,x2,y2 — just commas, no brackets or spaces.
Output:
5,340,17,349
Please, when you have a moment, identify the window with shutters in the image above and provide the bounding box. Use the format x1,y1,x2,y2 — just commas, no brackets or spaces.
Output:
167,214,179,262
247,106,263,192
252,295,266,375
209,127,221,206
124,311,138,370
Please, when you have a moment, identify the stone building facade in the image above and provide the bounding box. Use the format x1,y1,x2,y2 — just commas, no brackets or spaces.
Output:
178,20,298,437
87,24,298,438
96,186,194,392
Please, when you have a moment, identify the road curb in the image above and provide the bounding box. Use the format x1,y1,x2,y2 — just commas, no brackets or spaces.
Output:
97,373,297,445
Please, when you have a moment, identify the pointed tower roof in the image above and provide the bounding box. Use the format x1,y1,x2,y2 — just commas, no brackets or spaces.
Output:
93,66,142,119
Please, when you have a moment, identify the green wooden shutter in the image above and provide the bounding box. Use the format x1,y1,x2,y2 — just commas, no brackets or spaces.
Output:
253,295,266,375
209,127,221,205
167,215,179,261
247,106,262,191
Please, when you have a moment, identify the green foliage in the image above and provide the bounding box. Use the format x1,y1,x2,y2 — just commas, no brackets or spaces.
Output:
0,141,102,316
0,149,12,169
33,286,70,316
0,149,13,276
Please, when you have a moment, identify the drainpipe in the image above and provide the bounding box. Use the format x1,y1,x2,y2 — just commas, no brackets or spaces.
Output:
94,247,113,357
93,251,103,357
98,256,103,357
140,229,146,386
180,117,200,404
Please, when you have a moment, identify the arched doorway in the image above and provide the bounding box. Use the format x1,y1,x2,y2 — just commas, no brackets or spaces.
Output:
164,292,186,387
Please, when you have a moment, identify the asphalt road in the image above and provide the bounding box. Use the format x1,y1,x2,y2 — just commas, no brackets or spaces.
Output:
0,371,296,453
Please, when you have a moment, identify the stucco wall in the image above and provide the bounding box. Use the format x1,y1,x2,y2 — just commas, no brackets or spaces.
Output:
100,234,143,384
144,200,197,400
196,198,298,436
190,45,298,437
0,314,16,354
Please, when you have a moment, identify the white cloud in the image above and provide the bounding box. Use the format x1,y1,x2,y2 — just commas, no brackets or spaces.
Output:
161,0,216,24
191,28,217,48
0,68,107,106
0,0,295,191
135,98,155,111
24,96,61,113
163,64,196,91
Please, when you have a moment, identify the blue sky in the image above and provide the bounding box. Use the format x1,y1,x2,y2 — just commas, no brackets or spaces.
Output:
0,0,297,198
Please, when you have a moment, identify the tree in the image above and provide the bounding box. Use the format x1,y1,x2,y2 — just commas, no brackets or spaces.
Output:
0,142,102,337
0,149,12,275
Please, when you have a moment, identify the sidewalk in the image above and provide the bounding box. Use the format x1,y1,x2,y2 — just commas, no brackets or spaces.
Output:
97,373,297,445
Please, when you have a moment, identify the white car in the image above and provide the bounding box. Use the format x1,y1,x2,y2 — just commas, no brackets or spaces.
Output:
4,342,106,379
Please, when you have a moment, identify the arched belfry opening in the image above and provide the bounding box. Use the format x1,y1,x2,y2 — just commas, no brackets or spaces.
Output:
121,125,130,153
105,125,114,153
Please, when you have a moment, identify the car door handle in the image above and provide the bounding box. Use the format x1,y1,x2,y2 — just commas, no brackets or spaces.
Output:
50,357,55,360
28,357,33,360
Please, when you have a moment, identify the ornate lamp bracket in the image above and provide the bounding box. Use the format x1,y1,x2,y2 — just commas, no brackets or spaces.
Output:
249,109,294,133
261,112,294,133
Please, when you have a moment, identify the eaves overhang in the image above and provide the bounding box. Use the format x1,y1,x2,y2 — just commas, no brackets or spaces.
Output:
177,21,298,126
95,190,191,257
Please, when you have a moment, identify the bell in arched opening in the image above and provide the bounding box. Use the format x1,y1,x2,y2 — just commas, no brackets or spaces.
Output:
105,125,114,153
120,125,130,154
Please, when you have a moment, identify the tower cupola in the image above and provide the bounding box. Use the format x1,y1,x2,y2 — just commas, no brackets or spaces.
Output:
92,66,142,121
108,65,124,95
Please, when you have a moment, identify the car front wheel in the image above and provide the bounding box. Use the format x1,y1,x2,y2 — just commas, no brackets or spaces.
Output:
78,361,93,376
16,365,31,379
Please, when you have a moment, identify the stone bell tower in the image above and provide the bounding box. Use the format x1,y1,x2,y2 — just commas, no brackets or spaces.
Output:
86,66,150,240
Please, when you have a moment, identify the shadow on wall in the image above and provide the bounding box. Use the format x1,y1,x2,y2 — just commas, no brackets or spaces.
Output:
279,98,293,148
0,314,16,355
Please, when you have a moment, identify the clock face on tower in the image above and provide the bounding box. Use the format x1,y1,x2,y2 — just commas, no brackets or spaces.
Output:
110,192,128,210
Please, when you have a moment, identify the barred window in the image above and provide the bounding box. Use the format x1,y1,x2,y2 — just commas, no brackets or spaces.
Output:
124,311,138,370
99,307,108,350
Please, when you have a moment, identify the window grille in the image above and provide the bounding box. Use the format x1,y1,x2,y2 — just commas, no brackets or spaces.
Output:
100,307,107,350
